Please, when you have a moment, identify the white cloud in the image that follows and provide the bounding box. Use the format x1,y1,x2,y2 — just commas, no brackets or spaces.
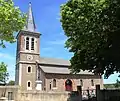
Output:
0,52,15,60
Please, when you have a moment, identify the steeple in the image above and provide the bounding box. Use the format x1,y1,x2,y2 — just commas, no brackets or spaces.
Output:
25,2,36,32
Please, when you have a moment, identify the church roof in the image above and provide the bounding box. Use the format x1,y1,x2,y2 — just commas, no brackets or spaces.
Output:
39,57,70,66
24,2,36,32
39,65,93,75
38,57,94,75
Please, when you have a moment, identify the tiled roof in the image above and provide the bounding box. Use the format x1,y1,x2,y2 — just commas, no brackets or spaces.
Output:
39,57,70,66
39,57,94,75
39,65,93,75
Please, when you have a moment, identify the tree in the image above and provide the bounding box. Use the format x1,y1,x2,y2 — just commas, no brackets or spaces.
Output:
60,0,120,78
0,62,9,85
8,80,15,85
0,0,26,48
114,79,120,88
104,84,115,89
0,62,9,97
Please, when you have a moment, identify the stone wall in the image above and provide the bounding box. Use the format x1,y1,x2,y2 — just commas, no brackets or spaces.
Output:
0,86,19,100
0,86,69,101
16,91,69,101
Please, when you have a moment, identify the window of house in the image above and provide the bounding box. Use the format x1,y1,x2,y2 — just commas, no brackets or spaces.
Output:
44,79,46,91
50,83,51,90
28,82,31,87
26,37,29,50
91,80,94,86
31,38,34,50
53,79,56,87
8,92,13,100
80,79,83,86
28,66,31,73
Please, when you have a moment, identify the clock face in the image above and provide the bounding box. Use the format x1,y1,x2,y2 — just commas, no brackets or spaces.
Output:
27,55,33,60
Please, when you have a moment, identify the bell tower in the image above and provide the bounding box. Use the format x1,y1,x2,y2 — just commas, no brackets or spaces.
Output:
15,2,40,90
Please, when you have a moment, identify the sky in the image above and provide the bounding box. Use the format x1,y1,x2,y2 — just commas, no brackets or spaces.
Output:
0,0,119,84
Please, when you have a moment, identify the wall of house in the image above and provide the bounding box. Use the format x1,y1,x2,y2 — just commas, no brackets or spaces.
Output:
45,73,103,92
20,63,37,91
15,64,19,85
19,53,40,63
39,69,46,90
18,32,40,53
15,31,40,91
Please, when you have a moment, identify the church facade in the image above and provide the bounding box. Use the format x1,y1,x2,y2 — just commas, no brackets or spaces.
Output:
15,3,103,92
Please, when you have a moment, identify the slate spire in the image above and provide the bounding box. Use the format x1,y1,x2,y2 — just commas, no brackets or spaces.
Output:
25,2,36,32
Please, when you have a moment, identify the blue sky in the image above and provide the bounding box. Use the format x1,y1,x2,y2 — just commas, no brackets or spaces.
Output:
0,0,119,84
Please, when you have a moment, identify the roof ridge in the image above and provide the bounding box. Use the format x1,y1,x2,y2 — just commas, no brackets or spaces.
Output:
40,57,70,61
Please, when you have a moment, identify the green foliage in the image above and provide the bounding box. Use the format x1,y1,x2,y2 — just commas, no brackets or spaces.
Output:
60,0,120,78
8,80,15,85
114,79,120,88
0,0,26,48
104,84,115,89
0,62,9,84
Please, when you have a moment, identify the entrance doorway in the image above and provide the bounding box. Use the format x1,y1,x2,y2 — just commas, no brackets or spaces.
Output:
65,79,73,91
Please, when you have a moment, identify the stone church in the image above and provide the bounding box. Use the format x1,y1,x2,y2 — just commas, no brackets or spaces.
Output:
15,3,103,92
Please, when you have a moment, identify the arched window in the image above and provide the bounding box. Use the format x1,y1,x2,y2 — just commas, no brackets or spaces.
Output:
53,79,56,87
80,79,83,86
26,37,29,50
91,80,94,86
28,66,31,73
31,38,34,50
27,81,32,90
28,81,31,87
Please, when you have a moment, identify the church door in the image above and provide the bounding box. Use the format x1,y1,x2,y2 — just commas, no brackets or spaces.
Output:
65,79,73,91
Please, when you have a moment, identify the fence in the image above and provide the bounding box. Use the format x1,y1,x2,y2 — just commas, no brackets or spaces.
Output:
67,86,96,101
96,85,120,101
69,85,120,101
82,89,96,100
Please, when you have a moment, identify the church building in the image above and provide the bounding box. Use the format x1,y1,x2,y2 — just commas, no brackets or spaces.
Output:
15,3,103,92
